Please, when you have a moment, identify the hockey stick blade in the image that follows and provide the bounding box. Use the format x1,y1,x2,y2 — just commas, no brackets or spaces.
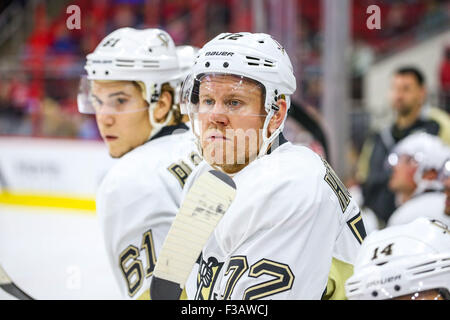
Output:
150,169,236,300
0,264,34,300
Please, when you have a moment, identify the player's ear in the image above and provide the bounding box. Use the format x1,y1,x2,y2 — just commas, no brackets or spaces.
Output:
422,169,438,181
154,90,173,122
268,98,287,136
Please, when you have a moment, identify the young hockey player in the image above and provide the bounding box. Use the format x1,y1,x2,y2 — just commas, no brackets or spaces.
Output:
178,32,365,299
78,28,200,299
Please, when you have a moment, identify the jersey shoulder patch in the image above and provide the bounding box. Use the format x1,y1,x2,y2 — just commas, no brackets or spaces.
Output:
167,151,201,188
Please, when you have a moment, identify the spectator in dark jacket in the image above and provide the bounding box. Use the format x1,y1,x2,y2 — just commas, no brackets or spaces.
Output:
439,45,450,112
356,66,450,225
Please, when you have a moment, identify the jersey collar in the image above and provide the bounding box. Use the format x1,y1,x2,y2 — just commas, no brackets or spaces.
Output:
150,122,189,141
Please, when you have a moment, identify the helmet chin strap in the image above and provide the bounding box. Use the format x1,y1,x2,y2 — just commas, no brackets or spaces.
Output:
257,109,275,159
257,104,287,159
148,102,174,140
190,115,205,160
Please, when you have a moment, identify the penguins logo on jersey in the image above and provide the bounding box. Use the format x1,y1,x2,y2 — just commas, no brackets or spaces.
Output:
194,256,224,300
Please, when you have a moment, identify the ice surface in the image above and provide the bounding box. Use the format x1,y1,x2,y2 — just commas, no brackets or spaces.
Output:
0,204,121,300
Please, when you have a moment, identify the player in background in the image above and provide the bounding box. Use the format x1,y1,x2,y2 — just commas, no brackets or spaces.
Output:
386,132,450,226
357,67,450,227
346,217,450,300
179,32,365,300
443,160,450,217
77,27,200,299
176,45,200,86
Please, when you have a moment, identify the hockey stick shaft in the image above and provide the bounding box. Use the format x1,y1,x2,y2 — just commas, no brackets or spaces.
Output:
150,170,236,300
0,264,34,300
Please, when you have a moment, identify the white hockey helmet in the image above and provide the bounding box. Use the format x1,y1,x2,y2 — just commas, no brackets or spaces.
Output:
387,132,450,194
176,45,200,114
440,158,450,181
78,27,183,138
180,32,296,158
345,217,450,300
176,45,200,81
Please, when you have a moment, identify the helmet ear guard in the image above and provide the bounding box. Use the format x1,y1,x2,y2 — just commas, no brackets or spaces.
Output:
259,95,291,158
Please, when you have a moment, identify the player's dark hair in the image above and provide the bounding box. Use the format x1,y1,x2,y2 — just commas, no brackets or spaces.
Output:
394,66,425,87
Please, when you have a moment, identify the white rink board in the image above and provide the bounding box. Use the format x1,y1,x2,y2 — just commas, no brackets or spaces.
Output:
0,137,116,198
0,204,121,300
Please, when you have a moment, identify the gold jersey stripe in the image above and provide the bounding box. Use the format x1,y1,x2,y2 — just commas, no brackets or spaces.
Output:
323,257,354,300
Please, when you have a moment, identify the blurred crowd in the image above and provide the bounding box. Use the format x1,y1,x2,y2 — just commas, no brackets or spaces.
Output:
352,65,450,230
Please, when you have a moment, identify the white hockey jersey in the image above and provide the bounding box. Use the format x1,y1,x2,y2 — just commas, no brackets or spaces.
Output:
387,191,449,227
182,142,365,300
348,185,380,235
96,128,200,299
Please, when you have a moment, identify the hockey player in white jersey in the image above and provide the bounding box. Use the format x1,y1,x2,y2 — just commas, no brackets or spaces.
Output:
346,217,450,300
178,32,365,299
387,132,450,226
77,28,200,299
443,160,450,217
